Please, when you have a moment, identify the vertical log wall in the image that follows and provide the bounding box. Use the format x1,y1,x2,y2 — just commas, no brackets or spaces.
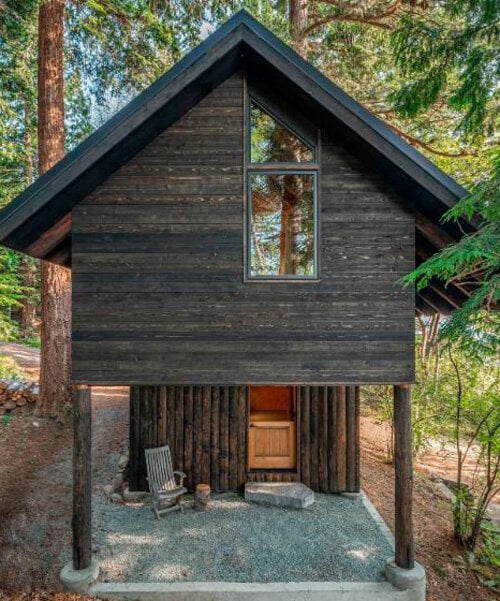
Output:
129,385,360,493
294,385,359,493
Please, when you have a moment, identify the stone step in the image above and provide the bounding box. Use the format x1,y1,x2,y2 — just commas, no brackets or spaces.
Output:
244,482,314,509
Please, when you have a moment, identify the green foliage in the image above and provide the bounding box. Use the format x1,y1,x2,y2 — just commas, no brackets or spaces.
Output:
0,0,37,206
22,336,41,349
403,152,500,354
0,250,27,340
0,413,14,426
0,354,26,380
390,0,500,141
474,521,500,588
450,374,500,552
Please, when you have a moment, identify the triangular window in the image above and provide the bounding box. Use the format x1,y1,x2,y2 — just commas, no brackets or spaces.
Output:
250,101,314,163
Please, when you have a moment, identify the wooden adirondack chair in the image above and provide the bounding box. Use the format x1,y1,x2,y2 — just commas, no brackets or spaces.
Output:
145,445,187,519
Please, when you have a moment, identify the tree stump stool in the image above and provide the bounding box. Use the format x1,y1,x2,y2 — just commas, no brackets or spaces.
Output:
194,483,210,511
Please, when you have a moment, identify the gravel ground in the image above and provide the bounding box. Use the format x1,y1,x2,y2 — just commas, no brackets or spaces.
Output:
93,492,393,583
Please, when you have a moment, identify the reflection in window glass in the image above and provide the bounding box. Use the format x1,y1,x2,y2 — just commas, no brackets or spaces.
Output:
250,102,314,163
249,173,315,277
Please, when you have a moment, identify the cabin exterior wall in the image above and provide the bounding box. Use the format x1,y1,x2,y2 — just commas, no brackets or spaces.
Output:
71,72,415,385
129,384,360,493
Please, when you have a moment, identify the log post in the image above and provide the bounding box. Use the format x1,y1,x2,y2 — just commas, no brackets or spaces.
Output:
393,384,414,570
346,386,360,493
73,384,92,570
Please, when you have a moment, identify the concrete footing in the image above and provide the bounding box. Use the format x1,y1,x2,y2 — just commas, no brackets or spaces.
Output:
341,491,363,499
385,559,426,601
60,560,100,593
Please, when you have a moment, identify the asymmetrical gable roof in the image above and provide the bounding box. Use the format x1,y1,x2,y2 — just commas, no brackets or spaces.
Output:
0,10,473,313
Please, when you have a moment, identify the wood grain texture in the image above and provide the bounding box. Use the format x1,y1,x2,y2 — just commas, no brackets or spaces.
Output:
72,385,92,570
129,385,359,494
72,73,415,385
346,385,359,493
219,387,230,491
131,385,248,492
336,386,347,492
394,384,415,569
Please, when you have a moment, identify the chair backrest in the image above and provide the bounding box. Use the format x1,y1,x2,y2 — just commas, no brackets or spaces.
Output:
145,445,176,493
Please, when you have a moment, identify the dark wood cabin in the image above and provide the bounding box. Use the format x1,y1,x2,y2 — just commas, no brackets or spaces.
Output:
0,10,473,578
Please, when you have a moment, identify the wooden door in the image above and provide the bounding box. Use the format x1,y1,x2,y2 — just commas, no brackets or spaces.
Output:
248,419,296,469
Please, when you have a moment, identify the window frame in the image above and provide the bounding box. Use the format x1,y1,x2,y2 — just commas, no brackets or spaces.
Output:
244,95,320,283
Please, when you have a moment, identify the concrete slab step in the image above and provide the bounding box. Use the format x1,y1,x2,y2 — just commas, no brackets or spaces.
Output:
92,581,411,601
244,482,315,509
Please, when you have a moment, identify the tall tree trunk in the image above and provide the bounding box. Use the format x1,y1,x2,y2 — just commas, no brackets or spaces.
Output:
279,197,292,275
38,0,72,417
18,258,39,338
19,94,40,339
289,0,308,56
283,1,309,275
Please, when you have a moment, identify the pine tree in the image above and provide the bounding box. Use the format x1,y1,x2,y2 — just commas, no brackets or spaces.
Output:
395,0,500,352
37,0,72,416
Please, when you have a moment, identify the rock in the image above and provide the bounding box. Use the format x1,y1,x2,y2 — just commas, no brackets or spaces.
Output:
117,454,129,470
244,482,315,509
122,487,150,502
4,400,16,411
102,484,114,497
112,473,124,492
110,493,123,504
6,381,21,394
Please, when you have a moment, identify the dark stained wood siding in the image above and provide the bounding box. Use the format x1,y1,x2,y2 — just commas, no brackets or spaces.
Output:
129,384,360,493
72,72,415,385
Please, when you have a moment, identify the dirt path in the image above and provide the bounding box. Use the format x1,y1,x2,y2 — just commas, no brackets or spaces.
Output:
0,385,128,591
0,343,40,379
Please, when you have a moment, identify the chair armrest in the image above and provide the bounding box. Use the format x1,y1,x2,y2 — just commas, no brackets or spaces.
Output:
174,470,187,485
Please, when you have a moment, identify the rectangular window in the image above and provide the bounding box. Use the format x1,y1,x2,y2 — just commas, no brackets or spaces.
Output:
246,98,318,281
248,172,316,278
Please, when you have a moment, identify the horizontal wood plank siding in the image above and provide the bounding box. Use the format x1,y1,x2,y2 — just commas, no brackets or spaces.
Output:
73,73,414,385
130,385,359,494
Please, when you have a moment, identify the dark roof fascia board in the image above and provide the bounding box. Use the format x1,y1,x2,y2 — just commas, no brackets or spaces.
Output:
0,18,245,243
238,19,467,206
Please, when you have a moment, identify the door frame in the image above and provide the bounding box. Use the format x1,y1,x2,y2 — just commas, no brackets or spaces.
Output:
246,385,301,474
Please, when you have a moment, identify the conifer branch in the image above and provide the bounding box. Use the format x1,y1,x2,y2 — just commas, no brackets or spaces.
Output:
383,121,477,157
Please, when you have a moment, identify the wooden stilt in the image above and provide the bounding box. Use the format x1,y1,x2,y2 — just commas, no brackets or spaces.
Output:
394,384,415,569
346,386,360,493
73,384,92,571
336,386,347,492
128,386,139,490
